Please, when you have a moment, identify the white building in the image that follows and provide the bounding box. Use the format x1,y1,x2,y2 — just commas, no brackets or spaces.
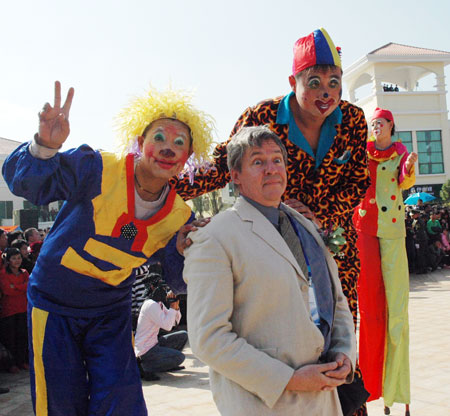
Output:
343,42,450,197
0,137,27,226
0,137,58,228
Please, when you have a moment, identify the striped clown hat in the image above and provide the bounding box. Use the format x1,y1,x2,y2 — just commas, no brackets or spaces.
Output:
292,28,342,76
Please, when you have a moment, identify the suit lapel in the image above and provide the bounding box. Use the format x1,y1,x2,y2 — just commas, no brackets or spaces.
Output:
233,198,306,282
282,204,340,298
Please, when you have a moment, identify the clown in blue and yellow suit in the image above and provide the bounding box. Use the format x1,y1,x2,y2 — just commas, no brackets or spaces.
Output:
2,82,214,416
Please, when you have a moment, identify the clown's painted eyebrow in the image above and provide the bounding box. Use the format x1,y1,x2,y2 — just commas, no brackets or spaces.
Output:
307,72,341,81
154,126,188,139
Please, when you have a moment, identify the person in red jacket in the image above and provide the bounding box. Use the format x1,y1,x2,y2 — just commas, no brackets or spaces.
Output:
0,248,29,373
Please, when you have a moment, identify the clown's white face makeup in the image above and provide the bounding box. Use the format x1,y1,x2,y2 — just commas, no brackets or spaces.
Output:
371,118,392,140
136,119,192,192
371,117,394,150
289,67,342,119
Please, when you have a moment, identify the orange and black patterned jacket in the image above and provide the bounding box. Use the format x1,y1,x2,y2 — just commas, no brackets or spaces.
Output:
172,95,370,228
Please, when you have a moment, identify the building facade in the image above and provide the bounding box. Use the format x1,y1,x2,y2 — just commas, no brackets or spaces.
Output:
0,137,59,228
343,43,450,198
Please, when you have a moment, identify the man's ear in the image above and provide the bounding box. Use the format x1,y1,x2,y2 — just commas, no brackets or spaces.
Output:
230,169,241,186
288,75,296,92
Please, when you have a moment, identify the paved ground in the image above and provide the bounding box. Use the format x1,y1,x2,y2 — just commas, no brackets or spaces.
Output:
1,269,449,415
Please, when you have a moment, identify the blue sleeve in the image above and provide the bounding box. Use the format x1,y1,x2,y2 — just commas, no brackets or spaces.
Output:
160,211,196,295
2,142,102,205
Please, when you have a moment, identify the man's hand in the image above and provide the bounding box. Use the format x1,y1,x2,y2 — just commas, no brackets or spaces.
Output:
37,81,74,149
284,199,322,229
166,291,180,310
176,217,211,255
285,361,346,392
324,352,352,381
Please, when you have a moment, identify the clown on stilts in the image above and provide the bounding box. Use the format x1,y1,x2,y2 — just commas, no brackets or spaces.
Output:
2,81,214,416
353,108,417,416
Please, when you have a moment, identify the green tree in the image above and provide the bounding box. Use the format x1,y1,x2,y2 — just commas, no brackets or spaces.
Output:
440,179,450,205
191,196,206,218
191,188,234,218
207,190,224,215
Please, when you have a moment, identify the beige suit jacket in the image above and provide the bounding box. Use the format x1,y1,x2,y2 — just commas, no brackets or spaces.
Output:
184,198,356,416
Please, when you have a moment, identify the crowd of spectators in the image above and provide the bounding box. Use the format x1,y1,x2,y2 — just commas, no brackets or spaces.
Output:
405,202,450,273
0,227,44,386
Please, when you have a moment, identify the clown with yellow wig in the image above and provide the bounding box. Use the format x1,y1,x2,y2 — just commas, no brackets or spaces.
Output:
2,81,214,416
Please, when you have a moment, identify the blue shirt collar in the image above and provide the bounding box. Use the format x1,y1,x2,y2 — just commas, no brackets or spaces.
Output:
276,92,293,125
276,91,343,169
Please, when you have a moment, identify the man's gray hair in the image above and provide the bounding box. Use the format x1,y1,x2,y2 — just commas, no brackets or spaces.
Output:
227,126,287,173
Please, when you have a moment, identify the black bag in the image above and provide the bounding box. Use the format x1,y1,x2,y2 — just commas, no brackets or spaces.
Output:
337,372,370,416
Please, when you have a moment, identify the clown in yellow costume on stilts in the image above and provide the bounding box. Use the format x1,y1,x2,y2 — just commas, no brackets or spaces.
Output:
353,108,417,416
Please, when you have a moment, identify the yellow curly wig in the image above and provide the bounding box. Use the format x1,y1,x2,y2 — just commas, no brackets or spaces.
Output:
115,86,215,163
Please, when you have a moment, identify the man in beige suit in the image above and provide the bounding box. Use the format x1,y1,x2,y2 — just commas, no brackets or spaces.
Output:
183,126,356,415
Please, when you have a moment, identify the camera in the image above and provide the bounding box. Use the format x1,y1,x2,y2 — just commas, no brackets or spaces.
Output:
143,271,178,308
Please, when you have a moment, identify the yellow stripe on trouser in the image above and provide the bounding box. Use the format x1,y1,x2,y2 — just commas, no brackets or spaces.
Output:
32,307,49,416
379,238,411,406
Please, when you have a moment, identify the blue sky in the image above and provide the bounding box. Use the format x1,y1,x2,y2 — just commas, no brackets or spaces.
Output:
1,0,449,151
